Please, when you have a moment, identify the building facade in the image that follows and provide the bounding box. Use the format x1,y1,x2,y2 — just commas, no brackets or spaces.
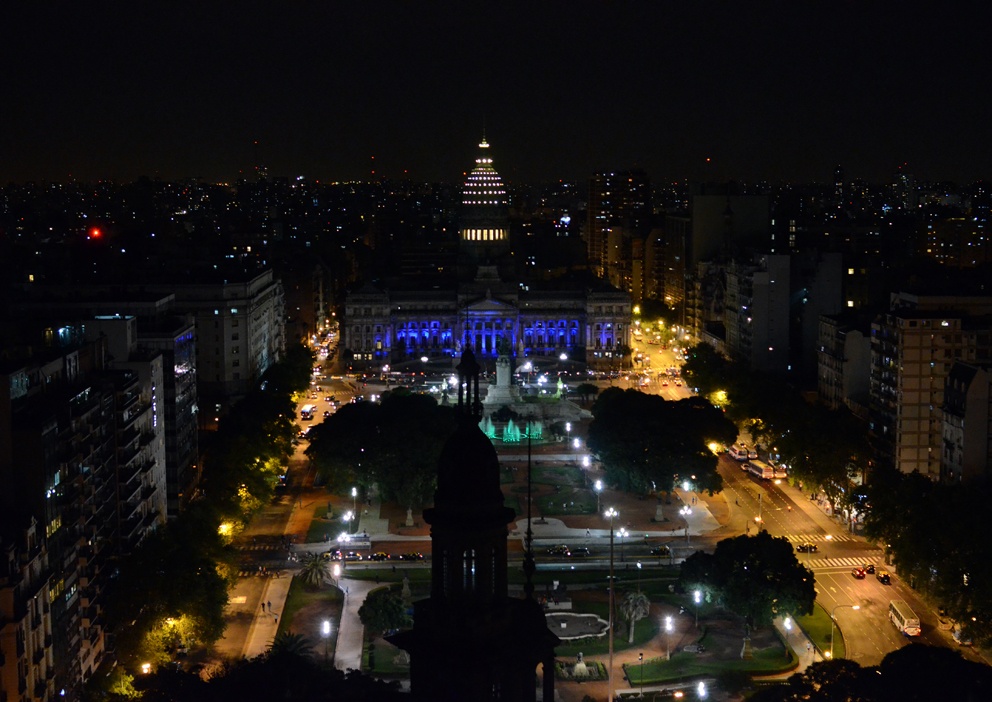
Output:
344,139,632,372
869,293,992,478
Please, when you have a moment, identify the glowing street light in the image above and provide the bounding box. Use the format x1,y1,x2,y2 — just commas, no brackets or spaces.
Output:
679,505,692,544
694,589,702,628
665,615,674,660
594,479,603,513
618,526,629,562
605,506,619,702
322,619,331,661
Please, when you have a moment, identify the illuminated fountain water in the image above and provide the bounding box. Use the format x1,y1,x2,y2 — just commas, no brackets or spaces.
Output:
502,420,522,443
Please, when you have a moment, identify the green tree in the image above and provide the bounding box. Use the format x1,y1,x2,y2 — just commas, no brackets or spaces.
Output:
619,591,651,643
680,532,815,630
587,389,735,494
269,631,315,660
298,553,330,589
307,392,457,513
358,587,411,637
574,382,600,404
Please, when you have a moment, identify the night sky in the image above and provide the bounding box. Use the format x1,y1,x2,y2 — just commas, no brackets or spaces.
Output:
4,3,992,186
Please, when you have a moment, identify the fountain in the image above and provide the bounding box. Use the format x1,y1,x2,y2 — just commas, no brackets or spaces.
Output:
479,416,497,439
502,419,522,443
572,652,589,679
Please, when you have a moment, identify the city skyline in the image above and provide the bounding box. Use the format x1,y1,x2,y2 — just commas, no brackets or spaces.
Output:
4,4,992,185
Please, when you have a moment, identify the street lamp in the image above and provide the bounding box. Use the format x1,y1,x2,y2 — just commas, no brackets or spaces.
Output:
636,561,642,591
322,619,331,661
829,604,860,659
694,589,702,629
679,505,692,545
638,652,644,698
351,486,358,523
618,527,629,562
605,506,619,702
594,480,603,513
665,614,674,660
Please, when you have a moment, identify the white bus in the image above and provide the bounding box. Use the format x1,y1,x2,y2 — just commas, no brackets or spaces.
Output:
300,404,316,420
729,445,748,462
889,599,921,637
746,459,775,480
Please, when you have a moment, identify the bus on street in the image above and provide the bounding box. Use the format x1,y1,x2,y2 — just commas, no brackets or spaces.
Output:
889,599,922,637
300,404,316,420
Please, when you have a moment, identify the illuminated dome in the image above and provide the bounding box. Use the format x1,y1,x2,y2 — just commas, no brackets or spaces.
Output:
460,138,509,246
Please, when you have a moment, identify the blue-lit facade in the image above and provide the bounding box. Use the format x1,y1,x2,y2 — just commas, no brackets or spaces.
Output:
343,137,631,370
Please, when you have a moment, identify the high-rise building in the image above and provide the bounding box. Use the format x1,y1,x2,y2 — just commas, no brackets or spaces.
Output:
585,169,651,279
869,293,992,478
941,362,992,483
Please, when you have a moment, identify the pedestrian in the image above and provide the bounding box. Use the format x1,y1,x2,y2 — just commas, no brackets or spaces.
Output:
274,614,278,624
267,600,272,612
586,528,591,537
261,604,265,614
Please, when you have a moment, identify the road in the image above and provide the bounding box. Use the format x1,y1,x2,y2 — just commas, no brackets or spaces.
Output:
714,454,983,666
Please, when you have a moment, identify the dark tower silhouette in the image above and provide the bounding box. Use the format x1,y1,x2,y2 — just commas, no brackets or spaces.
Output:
391,349,559,701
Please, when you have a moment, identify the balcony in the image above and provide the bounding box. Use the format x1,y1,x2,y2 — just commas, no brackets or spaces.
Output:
33,647,45,664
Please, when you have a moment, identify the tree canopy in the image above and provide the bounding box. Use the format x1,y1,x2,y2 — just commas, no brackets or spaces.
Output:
680,343,870,505
748,644,992,701
680,531,816,629
306,392,457,509
860,468,992,645
587,388,736,494
358,586,411,637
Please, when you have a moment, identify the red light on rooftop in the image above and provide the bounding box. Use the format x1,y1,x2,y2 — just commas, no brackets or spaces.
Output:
88,227,102,239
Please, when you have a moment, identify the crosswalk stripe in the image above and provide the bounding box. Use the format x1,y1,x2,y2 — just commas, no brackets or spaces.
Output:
806,555,884,569
784,533,855,543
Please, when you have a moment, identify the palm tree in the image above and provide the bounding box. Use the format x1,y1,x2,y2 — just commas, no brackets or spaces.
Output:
298,552,330,589
620,591,651,643
269,631,315,660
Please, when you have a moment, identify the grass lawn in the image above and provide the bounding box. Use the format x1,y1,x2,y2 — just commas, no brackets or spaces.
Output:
796,601,846,659
538,487,597,516
626,645,796,685
278,576,343,658
305,500,348,543
364,636,410,676
532,464,587,487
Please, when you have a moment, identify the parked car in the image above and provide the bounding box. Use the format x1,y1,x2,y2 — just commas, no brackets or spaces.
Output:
796,543,818,553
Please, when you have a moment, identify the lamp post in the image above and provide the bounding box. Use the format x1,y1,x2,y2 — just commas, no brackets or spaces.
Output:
638,652,644,698
322,619,331,662
605,506,618,702
636,561,642,591
694,589,702,629
351,486,358,527
679,505,692,545
665,615,674,660
829,604,860,659
594,480,603,513
618,527,629,562
565,422,571,460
